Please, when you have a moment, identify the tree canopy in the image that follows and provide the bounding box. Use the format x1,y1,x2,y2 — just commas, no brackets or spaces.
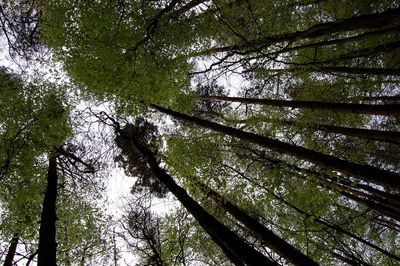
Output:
1,0,400,265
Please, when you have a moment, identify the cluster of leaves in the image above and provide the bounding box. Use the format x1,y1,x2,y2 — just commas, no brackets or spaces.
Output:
2,0,399,264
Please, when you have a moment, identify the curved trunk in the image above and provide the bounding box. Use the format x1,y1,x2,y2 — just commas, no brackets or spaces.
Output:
38,156,58,266
150,104,400,190
199,95,400,116
117,129,275,266
196,181,319,266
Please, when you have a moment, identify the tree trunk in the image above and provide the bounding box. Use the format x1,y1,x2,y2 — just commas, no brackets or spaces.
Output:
222,162,400,262
362,95,400,102
3,236,19,266
150,104,400,190
248,67,400,76
303,41,400,65
191,26,400,58
37,156,58,266
235,144,400,221
172,0,210,16
117,129,276,266
193,8,400,56
196,181,319,266
317,124,400,144
199,95,400,116
217,115,400,144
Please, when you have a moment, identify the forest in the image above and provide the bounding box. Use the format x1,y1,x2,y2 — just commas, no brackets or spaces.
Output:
0,0,399,265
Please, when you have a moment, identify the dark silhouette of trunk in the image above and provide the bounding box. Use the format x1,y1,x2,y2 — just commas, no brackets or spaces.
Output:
173,0,210,15
248,67,400,76
316,124,400,144
215,115,400,144
116,127,276,266
192,8,400,56
198,95,400,116
208,234,245,266
38,156,58,266
372,217,400,233
150,104,400,190
196,181,319,266
341,191,400,222
3,236,19,266
298,41,400,66
25,250,38,266
362,95,400,102
235,144,400,222
272,27,400,59
193,26,400,58
224,163,400,262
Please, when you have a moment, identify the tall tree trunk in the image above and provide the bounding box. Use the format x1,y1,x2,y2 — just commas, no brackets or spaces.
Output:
199,95,400,116
195,181,319,266
226,164,400,262
3,236,19,266
215,114,400,144
172,0,210,16
192,8,400,56
316,124,400,144
116,129,276,266
233,144,400,221
300,41,400,65
37,156,58,266
362,95,400,102
150,104,400,190
191,26,400,58
248,67,400,76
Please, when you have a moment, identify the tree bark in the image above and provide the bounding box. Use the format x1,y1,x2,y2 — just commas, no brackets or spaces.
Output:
363,95,400,102
196,181,319,266
222,162,400,262
216,115,400,144
234,144,400,221
248,66,400,76
150,104,400,190
3,236,19,266
116,128,276,266
193,8,400,56
199,95,400,116
38,156,58,266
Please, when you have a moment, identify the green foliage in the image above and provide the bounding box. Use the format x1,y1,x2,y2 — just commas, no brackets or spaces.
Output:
4,0,399,264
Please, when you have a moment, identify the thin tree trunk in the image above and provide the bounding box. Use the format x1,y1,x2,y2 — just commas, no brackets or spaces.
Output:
116,128,276,266
199,95,400,116
150,104,400,190
217,115,400,144
191,26,400,58
235,143,400,221
300,41,400,65
362,95,400,102
222,162,400,262
317,124,400,143
37,156,58,266
193,8,400,56
3,236,19,266
248,66,400,76
172,0,210,16
196,181,319,266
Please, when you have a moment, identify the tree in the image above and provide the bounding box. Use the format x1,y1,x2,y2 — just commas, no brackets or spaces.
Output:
37,156,58,265
150,104,400,190
113,120,276,266
25,0,400,264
